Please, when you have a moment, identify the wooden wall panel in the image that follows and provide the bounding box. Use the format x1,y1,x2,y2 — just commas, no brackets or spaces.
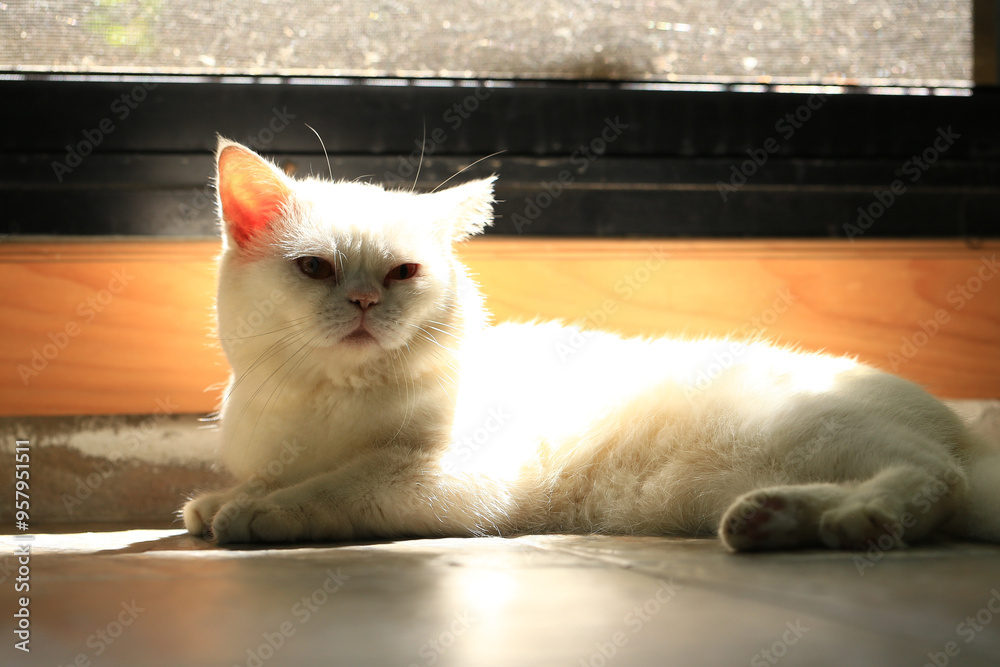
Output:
1,238,998,416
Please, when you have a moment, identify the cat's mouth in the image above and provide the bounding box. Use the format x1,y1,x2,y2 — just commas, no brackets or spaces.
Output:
341,324,378,345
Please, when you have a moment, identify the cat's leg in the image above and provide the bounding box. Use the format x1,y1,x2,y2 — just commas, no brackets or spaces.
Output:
721,461,967,551
818,462,966,549
721,406,970,552
720,483,851,551
209,449,513,543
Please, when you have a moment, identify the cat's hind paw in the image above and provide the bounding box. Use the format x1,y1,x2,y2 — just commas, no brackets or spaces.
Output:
721,492,806,551
720,486,840,551
818,501,906,551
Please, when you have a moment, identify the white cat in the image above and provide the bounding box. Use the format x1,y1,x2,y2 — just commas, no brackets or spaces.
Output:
183,138,1000,551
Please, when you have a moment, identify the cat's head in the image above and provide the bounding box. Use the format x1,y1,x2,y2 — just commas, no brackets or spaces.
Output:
214,138,493,379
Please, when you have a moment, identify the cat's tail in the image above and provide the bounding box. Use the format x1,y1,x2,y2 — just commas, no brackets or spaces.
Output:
948,415,1000,542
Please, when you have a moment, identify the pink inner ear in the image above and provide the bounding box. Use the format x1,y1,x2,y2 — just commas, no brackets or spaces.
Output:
218,146,291,248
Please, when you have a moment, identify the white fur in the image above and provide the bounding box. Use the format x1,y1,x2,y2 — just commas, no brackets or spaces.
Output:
183,140,998,551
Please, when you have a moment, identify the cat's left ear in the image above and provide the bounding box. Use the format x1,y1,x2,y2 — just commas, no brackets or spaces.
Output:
432,176,496,243
216,138,292,250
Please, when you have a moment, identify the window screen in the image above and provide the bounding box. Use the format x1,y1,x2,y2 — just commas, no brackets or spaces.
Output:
2,0,973,87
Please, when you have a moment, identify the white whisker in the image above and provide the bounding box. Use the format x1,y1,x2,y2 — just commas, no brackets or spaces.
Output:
305,123,333,180
430,150,506,193
412,120,426,192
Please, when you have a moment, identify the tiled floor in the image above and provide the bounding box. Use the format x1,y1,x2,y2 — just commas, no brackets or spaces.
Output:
3,528,1000,666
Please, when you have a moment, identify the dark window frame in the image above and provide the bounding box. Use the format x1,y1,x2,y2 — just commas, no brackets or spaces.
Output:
1,75,998,239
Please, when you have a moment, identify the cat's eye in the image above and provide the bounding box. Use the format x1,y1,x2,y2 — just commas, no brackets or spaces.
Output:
385,263,420,283
295,256,335,280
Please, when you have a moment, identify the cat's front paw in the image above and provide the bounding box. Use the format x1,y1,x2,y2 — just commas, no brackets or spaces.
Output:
211,497,309,544
183,492,227,538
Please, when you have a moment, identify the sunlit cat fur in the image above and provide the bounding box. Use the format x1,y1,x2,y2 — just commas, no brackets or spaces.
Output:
183,138,1000,551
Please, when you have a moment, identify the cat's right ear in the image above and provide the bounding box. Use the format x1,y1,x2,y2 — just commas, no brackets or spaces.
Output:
431,176,496,243
216,138,292,250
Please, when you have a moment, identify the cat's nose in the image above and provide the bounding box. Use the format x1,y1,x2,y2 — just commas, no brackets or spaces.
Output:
347,289,380,311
